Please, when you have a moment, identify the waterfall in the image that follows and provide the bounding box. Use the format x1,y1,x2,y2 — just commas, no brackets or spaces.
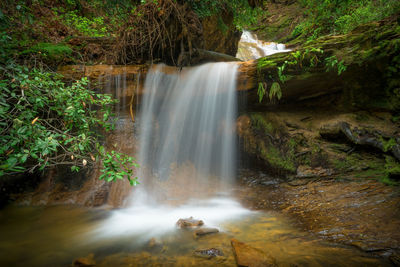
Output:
236,30,291,61
95,62,251,240
132,62,239,203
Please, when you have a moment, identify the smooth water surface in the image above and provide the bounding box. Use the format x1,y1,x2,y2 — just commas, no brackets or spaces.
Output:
0,197,390,267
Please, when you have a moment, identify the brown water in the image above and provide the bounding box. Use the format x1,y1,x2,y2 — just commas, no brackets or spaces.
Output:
0,200,390,267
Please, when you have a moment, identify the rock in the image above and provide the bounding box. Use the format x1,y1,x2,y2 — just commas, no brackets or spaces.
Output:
194,248,224,259
231,239,276,267
193,227,219,238
176,217,204,228
73,253,96,267
202,10,241,56
296,165,333,178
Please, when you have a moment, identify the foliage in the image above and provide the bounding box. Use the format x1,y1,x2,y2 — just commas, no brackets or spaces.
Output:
187,0,262,29
0,60,138,184
381,137,397,153
21,42,73,61
383,156,400,186
276,48,324,84
269,82,282,101
99,150,139,186
325,55,347,75
257,82,266,103
293,0,400,40
61,10,108,37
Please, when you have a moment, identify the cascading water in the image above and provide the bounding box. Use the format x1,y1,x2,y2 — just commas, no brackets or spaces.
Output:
236,30,291,61
136,62,238,194
95,62,251,240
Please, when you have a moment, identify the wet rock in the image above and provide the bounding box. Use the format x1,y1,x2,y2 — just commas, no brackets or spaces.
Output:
73,253,96,267
194,248,224,259
176,217,204,228
390,254,400,266
231,239,276,267
296,165,333,178
193,227,219,238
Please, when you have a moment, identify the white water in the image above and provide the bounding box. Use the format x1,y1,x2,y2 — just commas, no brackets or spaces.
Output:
96,62,251,240
94,197,251,242
236,30,291,61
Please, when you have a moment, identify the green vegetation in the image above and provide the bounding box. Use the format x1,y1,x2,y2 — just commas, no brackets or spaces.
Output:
21,43,73,61
250,113,274,133
325,55,347,75
257,82,266,103
293,0,400,40
57,10,108,37
269,82,282,101
187,0,262,29
0,29,138,183
0,62,138,183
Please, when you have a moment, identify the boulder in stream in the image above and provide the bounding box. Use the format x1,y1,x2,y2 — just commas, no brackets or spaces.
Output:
176,217,204,228
194,248,224,259
193,227,219,238
231,239,276,267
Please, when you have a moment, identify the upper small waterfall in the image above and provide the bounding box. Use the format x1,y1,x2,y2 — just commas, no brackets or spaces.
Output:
236,30,291,61
134,62,238,202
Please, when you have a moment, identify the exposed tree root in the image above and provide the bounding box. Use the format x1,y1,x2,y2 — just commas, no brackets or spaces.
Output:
320,121,400,161
114,0,202,66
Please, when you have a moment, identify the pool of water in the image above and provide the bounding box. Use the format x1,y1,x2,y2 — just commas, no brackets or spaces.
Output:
0,195,390,267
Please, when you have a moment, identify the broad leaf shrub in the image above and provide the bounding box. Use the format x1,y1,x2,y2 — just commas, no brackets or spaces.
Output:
0,62,138,184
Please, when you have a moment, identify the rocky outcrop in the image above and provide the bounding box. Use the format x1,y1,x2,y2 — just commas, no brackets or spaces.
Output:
239,19,400,111
237,110,400,180
252,0,303,43
202,10,242,57
320,121,400,161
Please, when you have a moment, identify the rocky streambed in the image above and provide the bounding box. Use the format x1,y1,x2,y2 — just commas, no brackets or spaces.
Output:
237,168,400,265
0,177,397,267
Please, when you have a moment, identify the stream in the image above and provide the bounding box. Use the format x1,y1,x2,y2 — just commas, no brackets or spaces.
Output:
0,31,394,267
0,190,390,267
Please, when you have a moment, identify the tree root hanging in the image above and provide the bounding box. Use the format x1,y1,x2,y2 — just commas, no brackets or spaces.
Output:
320,121,400,161
113,0,203,65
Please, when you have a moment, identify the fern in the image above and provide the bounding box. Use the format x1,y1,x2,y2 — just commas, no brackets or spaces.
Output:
257,82,266,103
269,82,282,101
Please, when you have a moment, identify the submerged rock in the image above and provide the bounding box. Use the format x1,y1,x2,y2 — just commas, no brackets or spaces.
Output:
194,248,224,259
193,227,219,238
73,253,96,267
176,217,204,228
231,239,276,267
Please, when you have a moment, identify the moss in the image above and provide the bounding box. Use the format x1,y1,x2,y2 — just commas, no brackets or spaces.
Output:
21,43,73,60
260,144,296,173
354,112,369,121
381,137,397,152
250,113,274,133
257,59,277,71
384,156,400,184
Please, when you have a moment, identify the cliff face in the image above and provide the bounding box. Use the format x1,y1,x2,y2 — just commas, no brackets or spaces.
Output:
201,10,242,57
236,18,400,183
